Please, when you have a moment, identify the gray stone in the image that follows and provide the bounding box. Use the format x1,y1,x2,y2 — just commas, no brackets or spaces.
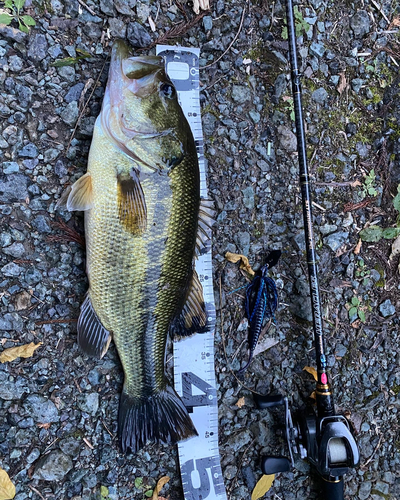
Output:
28,34,48,63
127,21,152,48
0,174,28,203
24,395,60,423
100,0,114,15
309,41,325,58
109,18,127,38
356,142,369,158
358,481,372,500
26,448,41,464
274,74,287,99
0,373,28,400
320,224,337,235
3,162,19,174
44,148,60,163
18,143,38,158
242,186,254,210
32,215,51,233
311,87,329,104
33,450,73,481
60,101,79,126
226,429,252,452
77,392,99,415
24,267,42,285
2,312,23,330
351,78,364,93
294,232,306,252
115,0,135,15
277,125,297,152
58,66,76,84
8,55,24,72
374,482,389,495
48,44,63,59
1,262,23,277
248,110,260,123
136,3,150,22
55,159,68,177
379,299,395,317
0,232,12,247
59,437,83,456
78,116,96,137
234,231,250,255
232,85,251,103
203,16,212,31
0,24,28,44
64,83,85,103
350,10,370,38
290,295,313,322
202,113,217,137
335,344,347,357
323,231,348,252
3,242,25,258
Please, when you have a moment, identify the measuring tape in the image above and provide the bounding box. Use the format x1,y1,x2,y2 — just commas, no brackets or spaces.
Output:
156,45,227,500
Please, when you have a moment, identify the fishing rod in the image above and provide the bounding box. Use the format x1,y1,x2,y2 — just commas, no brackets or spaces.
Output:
253,0,359,498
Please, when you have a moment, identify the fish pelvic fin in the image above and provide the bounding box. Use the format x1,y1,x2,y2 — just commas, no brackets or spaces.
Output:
77,294,112,358
117,169,147,235
171,270,208,337
196,198,215,256
65,172,94,211
118,385,198,454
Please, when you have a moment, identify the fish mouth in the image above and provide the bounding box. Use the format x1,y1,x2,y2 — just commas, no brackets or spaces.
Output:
110,39,164,98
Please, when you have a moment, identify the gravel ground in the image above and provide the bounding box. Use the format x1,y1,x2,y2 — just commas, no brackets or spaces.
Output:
1,0,400,499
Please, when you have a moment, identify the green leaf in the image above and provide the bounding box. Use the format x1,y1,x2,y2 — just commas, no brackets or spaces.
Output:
4,0,13,8
14,0,26,11
134,477,143,489
367,187,377,195
382,227,400,239
393,192,400,213
18,20,28,32
358,310,366,322
75,48,91,58
0,12,14,24
281,26,288,40
50,56,83,67
359,226,383,242
348,306,358,318
100,485,109,498
144,490,153,498
21,14,35,26
351,296,360,306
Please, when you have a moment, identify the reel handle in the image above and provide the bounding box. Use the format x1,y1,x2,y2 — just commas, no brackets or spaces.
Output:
261,456,291,475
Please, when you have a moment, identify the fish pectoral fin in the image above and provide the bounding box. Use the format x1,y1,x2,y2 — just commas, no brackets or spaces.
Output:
77,294,112,359
117,169,147,235
172,270,208,337
66,172,94,212
196,198,216,256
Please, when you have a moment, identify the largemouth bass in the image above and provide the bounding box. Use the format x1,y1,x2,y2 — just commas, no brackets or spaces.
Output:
64,40,213,453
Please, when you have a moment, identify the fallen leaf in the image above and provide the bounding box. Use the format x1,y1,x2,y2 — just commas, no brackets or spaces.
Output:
253,336,279,358
337,71,347,94
148,15,156,32
389,235,400,262
389,15,400,28
192,0,210,14
225,252,255,276
0,342,42,363
309,391,316,400
354,238,362,255
303,366,318,382
152,476,170,500
235,397,245,408
37,423,51,430
0,467,16,500
251,474,275,500
14,290,31,311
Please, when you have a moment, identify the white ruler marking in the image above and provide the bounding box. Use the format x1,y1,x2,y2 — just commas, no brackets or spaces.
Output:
156,45,227,500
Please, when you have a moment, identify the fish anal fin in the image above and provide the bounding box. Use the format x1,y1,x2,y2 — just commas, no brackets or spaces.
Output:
78,294,112,359
172,270,208,337
196,198,215,255
66,172,94,212
117,169,147,235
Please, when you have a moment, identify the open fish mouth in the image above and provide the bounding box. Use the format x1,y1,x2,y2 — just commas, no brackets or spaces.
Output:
110,40,165,98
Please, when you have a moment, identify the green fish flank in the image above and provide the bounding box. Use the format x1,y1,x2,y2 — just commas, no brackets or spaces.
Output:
65,40,208,453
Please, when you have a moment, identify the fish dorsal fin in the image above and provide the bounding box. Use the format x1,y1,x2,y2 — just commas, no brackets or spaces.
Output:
172,270,208,337
77,294,112,359
117,169,147,235
66,172,94,212
196,198,215,255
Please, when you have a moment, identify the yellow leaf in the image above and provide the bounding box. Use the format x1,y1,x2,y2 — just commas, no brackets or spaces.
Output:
225,252,255,276
152,476,170,500
235,397,245,408
0,342,42,363
0,468,16,500
251,474,275,500
303,366,318,382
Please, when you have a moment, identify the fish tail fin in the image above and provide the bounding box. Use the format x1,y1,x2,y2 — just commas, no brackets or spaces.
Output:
118,384,198,454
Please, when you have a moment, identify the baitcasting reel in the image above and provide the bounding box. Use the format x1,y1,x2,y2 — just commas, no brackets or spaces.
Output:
254,394,360,499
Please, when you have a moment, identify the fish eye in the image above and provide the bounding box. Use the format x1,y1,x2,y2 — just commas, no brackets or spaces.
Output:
160,82,176,99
